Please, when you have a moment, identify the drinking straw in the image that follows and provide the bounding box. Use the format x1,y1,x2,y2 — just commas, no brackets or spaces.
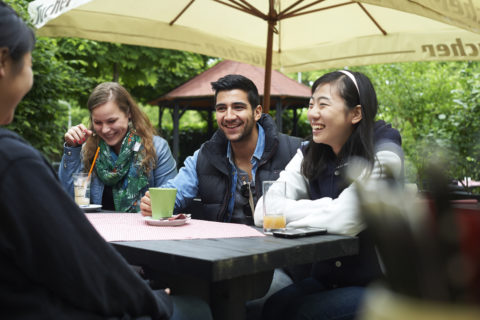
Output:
87,146,100,182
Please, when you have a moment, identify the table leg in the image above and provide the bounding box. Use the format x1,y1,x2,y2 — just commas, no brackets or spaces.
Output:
147,269,273,320
211,270,273,320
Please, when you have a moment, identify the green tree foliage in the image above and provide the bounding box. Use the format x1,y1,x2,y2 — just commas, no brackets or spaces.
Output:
55,38,211,104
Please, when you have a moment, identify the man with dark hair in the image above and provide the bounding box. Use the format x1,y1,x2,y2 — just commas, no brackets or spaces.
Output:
141,74,302,225
140,74,302,319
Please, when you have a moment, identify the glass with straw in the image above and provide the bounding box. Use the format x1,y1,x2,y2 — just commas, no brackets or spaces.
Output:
73,147,100,207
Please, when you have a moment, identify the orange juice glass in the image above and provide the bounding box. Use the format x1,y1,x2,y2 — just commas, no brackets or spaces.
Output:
263,214,286,230
263,180,286,233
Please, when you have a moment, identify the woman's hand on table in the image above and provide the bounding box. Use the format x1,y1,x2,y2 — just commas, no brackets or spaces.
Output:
64,124,93,147
140,191,152,217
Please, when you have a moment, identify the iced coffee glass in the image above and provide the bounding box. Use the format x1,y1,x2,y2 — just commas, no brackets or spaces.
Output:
73,172,90,207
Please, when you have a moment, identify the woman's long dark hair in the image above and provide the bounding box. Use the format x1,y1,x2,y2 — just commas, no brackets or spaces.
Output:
0,2,35,71
302,71,378,180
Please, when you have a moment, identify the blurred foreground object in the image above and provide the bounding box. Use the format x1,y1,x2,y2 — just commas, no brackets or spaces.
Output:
355,161,480,318
360,285,480,320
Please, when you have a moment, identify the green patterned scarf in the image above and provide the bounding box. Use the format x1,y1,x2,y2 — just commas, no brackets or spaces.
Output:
95,129,148,212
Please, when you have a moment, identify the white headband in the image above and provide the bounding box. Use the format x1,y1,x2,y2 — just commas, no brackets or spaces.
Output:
338,70,360,97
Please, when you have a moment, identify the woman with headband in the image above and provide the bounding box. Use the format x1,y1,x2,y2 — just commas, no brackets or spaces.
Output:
255,70,404,320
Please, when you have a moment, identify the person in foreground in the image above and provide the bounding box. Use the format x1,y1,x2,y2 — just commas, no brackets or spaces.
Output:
59,82,177,212
0,2,211,319
254,70,404,320
141,74,302,225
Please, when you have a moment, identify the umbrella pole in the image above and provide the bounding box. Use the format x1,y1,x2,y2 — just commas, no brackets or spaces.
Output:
263,17,275,114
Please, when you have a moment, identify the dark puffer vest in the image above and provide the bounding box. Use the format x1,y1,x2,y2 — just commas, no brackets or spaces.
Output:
192,114,302,222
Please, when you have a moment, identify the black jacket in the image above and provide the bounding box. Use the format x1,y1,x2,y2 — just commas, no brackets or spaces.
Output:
0,128,172,319
192,114,302,223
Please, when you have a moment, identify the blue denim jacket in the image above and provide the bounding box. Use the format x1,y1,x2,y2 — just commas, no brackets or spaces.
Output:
58,136,177,209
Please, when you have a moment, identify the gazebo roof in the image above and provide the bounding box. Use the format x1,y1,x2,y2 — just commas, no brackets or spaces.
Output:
149,60,310,108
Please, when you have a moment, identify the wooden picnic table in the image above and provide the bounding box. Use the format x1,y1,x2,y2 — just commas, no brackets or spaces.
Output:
86,212,359,319
111,231,358,320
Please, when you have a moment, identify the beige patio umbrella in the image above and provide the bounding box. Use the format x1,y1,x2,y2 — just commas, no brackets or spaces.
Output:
29,0,480,112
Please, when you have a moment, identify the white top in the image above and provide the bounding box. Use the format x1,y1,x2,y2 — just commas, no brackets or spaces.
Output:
254,148,403,236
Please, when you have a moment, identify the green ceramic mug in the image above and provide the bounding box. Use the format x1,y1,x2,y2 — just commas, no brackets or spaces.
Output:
149,187,177,219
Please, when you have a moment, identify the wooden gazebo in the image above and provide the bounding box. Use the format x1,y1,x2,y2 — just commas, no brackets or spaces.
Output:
149,60,310,161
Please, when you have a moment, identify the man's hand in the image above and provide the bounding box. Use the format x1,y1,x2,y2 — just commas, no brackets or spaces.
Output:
140,191,152,216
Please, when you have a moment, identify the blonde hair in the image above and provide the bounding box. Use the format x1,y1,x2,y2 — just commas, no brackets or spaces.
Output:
82,82,157,174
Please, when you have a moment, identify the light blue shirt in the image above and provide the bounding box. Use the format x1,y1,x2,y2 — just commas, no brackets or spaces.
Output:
164,124,265,221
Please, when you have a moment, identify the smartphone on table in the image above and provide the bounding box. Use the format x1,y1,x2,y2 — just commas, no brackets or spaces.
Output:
273,227,327,239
